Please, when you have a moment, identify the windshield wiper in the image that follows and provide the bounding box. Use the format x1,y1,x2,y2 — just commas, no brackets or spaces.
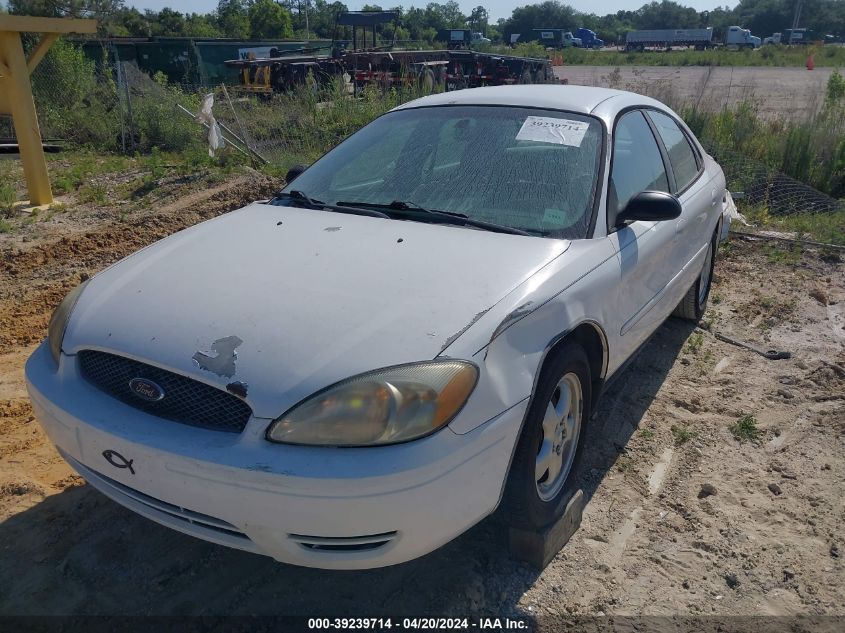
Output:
273,191,391,219
336,200,534,236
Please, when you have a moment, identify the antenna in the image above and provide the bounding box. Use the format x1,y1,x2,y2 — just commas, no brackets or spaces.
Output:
789,0,803,44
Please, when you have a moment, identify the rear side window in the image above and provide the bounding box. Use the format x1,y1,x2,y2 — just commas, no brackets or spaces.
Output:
609,111,669,220
647,110,700,192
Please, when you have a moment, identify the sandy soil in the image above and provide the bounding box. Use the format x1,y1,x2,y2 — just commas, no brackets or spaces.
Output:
0,174,843,620
554,66,835,120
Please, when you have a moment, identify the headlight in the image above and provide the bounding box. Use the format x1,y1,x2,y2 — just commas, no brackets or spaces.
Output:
48,280,89,365
266,361,478,446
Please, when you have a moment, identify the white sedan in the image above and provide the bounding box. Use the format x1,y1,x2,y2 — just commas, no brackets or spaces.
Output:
26,85,729,569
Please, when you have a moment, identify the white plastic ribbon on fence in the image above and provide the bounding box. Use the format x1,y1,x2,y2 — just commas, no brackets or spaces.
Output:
196,93,225,157
724,190,748,226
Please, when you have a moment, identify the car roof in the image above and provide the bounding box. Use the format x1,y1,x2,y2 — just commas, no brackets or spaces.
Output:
392,85,670,119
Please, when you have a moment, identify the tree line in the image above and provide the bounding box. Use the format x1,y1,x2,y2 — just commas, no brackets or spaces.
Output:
4,0,844,43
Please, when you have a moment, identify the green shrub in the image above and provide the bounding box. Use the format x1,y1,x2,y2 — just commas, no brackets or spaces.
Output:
730,415,760,442
0,181,16,214
826,69,845,104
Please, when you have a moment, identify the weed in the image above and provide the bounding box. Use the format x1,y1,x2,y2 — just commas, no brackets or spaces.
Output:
763,243,803,266
718,240,736,258
671,425,697,445
826,69,845,105
730,415,760,442
78,181,109,206
685,331,704,354
0,182,16,213
616,456,633,473
640,429,655,440
0,219,11,233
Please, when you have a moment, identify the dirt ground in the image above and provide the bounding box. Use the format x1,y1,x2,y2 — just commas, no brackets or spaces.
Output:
0,172,843,621
554,66,835,120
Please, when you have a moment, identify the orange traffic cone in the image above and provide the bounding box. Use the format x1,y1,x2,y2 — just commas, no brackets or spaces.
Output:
807,55,814,70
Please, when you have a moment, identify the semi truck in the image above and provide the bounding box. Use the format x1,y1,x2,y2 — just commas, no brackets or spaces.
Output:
436,29,491,50
528,28,582,48
227,12,556,95
782,28,820,44
725,25,761,48
575,28,604,48
625,26,761,51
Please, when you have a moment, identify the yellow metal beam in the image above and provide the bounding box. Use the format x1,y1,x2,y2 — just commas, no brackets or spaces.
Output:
0,15,97,35
27,32,59,73
0,16,97,206
0,31,52,205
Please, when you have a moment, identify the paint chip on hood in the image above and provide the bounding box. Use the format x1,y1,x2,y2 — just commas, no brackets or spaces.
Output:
193,335,243,378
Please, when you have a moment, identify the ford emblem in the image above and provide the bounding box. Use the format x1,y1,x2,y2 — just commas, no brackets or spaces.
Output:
128,377,165,402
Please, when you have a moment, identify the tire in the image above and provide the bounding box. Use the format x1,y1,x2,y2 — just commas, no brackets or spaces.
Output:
519,68,533,84
673,231,717,321
502,342,592,530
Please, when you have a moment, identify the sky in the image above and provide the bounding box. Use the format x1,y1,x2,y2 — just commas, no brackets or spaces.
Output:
128,1,737,23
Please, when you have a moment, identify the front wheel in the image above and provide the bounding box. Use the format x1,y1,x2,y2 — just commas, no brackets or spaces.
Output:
673,232,716,321
502,343,591,529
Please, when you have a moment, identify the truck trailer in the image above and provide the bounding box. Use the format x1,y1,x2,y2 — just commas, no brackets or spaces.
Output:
625,28,714,51
226,12,556,95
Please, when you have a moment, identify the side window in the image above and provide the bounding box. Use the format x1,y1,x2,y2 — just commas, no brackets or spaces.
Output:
609,111,669,220
647,110,700,192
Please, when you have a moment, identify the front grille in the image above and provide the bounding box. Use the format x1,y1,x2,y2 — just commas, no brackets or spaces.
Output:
289,532,398,552
78,350,252,433
66,452,249,539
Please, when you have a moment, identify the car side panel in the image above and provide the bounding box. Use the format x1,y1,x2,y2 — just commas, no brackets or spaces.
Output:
444,238,621,435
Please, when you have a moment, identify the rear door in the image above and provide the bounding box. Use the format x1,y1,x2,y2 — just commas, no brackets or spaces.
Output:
644,109,714,302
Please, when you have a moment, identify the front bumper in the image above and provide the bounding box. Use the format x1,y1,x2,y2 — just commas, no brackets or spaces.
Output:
25,342,526,569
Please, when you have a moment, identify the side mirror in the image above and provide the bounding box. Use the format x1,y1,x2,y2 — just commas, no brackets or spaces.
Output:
285,164,307,184
615,191,682,226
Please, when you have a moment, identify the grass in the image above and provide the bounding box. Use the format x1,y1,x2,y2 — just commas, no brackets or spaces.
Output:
671,425,697,445
50,154,134,195
685,331,704,354
0,218,11,233
491,43,845,68
0,181,16,214
740,205,845,247
760,242,804,266
77,181,109,206
730,415,760,442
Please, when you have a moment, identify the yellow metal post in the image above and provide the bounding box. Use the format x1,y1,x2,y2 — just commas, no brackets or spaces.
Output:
0,16,96,207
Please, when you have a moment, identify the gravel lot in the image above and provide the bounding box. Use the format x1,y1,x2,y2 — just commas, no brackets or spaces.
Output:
555,65,835,120
0,172,843,622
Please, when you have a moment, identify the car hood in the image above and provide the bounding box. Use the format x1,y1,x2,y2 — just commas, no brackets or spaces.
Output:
65,203,570,419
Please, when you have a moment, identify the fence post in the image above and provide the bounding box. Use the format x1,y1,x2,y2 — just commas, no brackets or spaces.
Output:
115,55,127,154
121,62,136,153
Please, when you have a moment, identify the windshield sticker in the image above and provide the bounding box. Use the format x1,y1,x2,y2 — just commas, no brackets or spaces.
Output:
542,208,567,225
516,117,589,147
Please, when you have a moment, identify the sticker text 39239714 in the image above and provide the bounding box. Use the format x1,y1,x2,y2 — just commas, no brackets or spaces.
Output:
515,116,589,147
